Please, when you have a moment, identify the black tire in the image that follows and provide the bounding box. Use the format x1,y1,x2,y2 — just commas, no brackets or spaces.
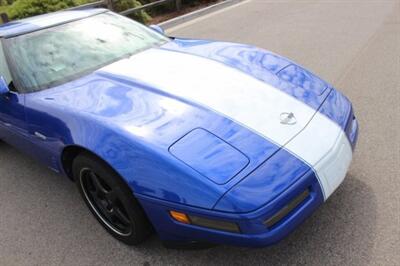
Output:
73,152,152,245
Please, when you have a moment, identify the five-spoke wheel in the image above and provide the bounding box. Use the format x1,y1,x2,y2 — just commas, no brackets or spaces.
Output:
73,152,152,245
80,168,133,236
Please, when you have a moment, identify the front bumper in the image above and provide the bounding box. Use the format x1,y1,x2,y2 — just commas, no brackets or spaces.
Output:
135,169,324,247
313,107,359,199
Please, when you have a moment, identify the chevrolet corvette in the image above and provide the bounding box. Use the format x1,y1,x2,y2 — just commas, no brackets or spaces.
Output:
0,9,358,247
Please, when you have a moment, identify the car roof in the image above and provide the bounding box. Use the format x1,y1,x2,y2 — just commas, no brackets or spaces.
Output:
0,8,108,38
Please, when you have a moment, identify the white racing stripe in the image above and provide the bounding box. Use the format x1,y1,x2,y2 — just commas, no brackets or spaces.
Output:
100,48,352,199
286,112,353,198
101,49,316,146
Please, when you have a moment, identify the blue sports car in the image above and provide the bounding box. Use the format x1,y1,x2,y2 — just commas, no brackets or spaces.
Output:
0,9,358,248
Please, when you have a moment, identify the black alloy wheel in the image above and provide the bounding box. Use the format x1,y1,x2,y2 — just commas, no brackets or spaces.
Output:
80,168,132,236
73,152,152,245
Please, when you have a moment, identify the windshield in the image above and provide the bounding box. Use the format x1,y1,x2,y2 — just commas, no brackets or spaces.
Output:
4,12,169,92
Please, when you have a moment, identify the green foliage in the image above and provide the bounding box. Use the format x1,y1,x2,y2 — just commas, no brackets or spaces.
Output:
0,0,15,6
9,0,75,19
114,0,151,23
1,0,151,24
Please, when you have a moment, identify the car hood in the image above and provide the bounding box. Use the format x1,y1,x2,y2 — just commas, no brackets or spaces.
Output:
97,46,327,148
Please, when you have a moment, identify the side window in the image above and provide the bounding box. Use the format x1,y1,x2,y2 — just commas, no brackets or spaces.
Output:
0,40,13,86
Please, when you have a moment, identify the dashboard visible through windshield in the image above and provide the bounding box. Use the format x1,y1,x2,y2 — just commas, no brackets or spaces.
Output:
3,12,169,93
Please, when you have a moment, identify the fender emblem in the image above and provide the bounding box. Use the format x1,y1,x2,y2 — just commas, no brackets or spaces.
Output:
280,112,297,125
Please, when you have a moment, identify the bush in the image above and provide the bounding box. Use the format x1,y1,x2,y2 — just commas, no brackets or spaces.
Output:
4,0,150,24
9,0,75,19
0,0,15,6
114,0,151,23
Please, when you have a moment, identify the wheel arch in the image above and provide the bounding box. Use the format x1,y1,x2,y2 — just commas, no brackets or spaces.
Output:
61,145,111,181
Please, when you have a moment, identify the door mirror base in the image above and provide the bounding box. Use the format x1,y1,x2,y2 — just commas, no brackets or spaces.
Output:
149,24,165,35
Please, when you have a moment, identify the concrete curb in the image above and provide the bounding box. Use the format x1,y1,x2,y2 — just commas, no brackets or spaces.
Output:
159,0,243,29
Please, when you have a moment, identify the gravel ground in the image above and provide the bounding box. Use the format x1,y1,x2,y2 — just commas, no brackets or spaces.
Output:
0,0,399,265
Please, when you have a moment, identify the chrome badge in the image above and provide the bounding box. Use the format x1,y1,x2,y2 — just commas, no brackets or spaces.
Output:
280,112,297,125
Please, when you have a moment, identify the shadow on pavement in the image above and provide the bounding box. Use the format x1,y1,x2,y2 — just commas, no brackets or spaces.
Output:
139,175,378,265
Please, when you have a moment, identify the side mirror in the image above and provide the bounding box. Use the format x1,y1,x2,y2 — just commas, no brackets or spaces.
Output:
149,24,165,35
0,76,9,95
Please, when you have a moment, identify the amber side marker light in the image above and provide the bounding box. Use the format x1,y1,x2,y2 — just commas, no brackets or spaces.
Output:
169,210,240,233
170,211,191,224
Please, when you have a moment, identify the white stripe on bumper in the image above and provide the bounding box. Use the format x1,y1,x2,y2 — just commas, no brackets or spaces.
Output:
286,113,353,199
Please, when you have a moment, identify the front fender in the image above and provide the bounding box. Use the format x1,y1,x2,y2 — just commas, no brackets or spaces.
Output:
24,91,227,210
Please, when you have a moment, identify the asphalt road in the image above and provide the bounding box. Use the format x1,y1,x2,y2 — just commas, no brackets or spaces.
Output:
0,0,399,265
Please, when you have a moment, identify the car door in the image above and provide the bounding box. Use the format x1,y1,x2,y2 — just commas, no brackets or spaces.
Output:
0,40,57,170
0,91,28,149
0,40,28,150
